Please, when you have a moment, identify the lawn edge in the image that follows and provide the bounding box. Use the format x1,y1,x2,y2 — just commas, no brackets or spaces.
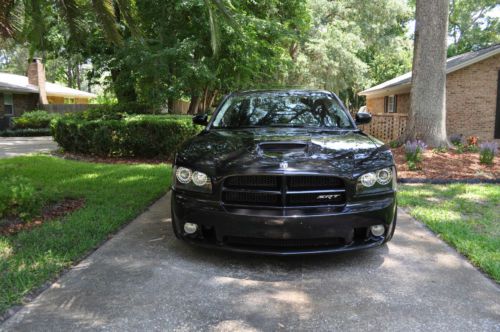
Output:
0,191,169,324
399,206,500,287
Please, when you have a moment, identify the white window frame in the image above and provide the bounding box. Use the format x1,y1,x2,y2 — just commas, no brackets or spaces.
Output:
386,95,396,113
4,93,14,115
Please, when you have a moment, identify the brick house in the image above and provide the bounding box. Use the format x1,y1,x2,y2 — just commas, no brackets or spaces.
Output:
359,44,500,141
0,58,96,128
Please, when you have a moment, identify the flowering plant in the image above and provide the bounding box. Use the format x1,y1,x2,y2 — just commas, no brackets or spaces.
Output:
479,141,498,165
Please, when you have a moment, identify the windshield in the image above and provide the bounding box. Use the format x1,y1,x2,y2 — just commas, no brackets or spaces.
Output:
211,92,354,129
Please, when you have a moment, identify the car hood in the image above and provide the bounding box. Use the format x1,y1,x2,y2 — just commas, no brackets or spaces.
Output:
176,128,389,178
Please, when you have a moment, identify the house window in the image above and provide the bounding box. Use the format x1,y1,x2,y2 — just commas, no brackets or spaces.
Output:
64,97,75,104
4,93,14,115
384,95,397,113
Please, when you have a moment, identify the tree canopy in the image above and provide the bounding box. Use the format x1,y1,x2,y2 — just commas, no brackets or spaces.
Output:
0,0,498,112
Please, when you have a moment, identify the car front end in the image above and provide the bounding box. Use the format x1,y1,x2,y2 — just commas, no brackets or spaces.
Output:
171,90,397,255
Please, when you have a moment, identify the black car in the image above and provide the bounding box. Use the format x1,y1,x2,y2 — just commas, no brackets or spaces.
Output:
171,90,397,255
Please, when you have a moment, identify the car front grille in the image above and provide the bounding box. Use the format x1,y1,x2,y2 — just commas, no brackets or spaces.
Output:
222,175,346,208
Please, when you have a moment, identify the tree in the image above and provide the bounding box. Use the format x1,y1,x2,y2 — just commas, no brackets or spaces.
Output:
289,0,413,110
448,0,500,56
404,0,449,147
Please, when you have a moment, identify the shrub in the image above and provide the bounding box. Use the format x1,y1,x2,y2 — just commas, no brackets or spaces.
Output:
479,141,498,165
389,140,401,148
449,134,464,146
433,145,448,153
0,176,41,220
404,140,427,170
51,115,202,158
12,110,60,129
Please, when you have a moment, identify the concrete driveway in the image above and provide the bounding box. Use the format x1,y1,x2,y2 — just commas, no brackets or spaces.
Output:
0,137,57,158
2,193,499,331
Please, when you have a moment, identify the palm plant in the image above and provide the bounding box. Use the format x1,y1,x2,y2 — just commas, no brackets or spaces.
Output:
0,0,232,55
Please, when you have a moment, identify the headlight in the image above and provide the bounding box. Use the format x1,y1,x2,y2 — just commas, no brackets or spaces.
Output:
360,172,377,187
173,166,212,193
358,167,394,192
176,167,192,184
192,171,208,186
376,168,392,185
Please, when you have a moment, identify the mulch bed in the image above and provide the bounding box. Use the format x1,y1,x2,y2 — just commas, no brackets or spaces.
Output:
0,198,85,236
392,147,499,180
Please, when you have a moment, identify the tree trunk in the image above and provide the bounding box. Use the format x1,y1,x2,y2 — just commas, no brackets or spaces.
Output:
403,0,449,147
168,97,176,114
188,94,201,115
198,87,209,114
76,61,82,91
111,68,138,104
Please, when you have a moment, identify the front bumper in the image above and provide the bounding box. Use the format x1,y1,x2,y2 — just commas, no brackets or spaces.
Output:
171,190,397,255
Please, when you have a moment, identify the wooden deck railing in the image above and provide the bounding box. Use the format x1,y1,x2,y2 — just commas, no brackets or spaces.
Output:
358,113,408,142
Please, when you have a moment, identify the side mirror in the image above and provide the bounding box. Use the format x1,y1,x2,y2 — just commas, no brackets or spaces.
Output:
355,112,372,125
192,114,208,126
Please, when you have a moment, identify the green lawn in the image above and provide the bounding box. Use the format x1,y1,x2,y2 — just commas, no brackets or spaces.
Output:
398,184,500,282
0,156,171,314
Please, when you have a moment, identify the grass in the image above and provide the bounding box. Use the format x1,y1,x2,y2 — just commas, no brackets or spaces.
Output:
398,184,500,282
0,156,171,314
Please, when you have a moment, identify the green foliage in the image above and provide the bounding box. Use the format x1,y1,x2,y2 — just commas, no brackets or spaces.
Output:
407,160,418,171
479,150,494,164
12,110,60,129
389,140,402,148
51,115,201,158
448,0,500,56
0,128,52,137
289,0,413,109
0,176,41,221
455,144,465,154
466,144,480,153
433,145,449,153
404,140,427,170
479,141,497,165
0,156,170,313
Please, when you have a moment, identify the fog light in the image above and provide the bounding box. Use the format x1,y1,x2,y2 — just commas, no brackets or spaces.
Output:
184,223,198,234
370,225,385,237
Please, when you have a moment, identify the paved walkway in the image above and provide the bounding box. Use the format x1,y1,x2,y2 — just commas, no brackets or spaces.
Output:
2,193,499,331
0,137,57,158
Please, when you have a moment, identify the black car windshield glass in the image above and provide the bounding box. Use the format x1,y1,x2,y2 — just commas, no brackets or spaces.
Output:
211,93,354,129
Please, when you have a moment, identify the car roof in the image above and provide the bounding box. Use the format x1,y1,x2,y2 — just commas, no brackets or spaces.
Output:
230,89,334,97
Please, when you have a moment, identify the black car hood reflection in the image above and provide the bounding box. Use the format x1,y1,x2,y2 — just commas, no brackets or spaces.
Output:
176,128,388,178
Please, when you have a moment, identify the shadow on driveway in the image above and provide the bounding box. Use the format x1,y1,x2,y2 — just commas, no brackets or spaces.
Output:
2,193,499,331
0,137,57,159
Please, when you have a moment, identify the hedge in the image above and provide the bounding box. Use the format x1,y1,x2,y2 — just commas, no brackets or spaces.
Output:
12,110,60,129
51,115,201,158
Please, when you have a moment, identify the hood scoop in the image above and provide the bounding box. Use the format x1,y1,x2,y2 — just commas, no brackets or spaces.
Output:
257,142,309,158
